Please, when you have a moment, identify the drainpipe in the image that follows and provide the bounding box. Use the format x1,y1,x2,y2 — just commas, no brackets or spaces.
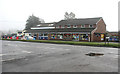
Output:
43,33,44,40
90,31,91,42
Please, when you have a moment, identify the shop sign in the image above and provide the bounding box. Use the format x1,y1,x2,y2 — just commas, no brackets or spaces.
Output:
101,34,104,40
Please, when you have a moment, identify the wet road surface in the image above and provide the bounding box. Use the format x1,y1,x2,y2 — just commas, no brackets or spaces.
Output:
1,40,118,72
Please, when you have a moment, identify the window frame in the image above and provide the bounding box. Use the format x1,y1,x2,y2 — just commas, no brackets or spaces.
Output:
67,25,71,28
73,25,77,28
61,26,64,28
89,25,93,28
81,25,85,28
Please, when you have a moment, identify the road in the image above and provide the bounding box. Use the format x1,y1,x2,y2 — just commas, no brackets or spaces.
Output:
1,40,118,72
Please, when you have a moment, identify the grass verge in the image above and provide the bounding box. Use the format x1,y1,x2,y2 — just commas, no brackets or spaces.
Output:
2,39,120,48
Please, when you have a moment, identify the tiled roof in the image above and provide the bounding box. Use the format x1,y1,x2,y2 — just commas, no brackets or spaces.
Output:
55,17,102,26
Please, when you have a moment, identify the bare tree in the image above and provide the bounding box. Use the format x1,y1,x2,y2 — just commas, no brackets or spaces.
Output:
64,12,75,20
64,12,69,20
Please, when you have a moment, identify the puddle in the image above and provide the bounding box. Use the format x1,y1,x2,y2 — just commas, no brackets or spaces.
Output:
85,52,104,56
62,52,71,55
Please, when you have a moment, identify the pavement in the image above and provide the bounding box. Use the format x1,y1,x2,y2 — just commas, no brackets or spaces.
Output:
1,40,118,72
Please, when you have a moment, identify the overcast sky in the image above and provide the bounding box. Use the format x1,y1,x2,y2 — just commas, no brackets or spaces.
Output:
0,0,119,32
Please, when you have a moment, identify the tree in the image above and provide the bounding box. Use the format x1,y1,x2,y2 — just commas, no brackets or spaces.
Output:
25,14,43,30
64,12,75,20
69,12,75,19
64,12,69,20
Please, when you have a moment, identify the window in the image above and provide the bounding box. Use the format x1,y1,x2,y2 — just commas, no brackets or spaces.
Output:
73,25,77,28
89,25,93,28
44,34,48,36
67,25,71,28
56,26,59,28
80,34,88,40
61,26,64,28
39,34,43,36
81,25,85,28
57,34,63,39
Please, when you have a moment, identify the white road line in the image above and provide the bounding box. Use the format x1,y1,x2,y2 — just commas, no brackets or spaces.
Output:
65,49,70,50
2,58,15,62
0,54,7,57
22,51,32,53
107,48,118,50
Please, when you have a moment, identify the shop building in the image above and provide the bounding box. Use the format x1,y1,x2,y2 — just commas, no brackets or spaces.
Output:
26,17,106,42
107,32,119,42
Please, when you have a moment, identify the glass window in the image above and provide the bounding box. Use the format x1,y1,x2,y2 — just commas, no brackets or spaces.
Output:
73,25,77,28
80,34,88,40
89,25,93,28
81,25,85,28
67,25,71,28
51,34,57,39
61,26,64,28
72,34,79,40
44,34,48,36
56,26,59,28
57,34,63,39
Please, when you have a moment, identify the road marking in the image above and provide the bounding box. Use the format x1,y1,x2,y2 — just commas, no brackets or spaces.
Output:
0,54,7,56
2,58,15,62
107,48,118,50
65,49,70,50
22,51,32,53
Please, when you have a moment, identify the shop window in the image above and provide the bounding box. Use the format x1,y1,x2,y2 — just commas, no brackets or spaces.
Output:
57,34,63,39
44,34,48,36
72,34,79,40
64,34,72,40
40,34,43,36
95,33,100,37
80,34,88,40
34,34,37,36
51,34,57,39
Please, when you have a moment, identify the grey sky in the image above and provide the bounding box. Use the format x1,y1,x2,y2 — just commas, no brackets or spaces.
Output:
0,0,119,32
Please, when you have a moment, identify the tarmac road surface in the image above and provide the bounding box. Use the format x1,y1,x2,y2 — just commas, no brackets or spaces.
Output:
1,40,118,72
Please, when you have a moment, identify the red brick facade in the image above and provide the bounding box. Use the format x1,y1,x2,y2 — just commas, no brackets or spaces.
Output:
91,18,106,42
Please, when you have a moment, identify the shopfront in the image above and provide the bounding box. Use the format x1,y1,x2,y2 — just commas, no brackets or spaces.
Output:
49,32,90,41
79,34,89,41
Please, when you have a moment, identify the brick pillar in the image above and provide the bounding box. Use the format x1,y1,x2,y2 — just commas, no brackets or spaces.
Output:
36,33,39,40
63,34,65,40
79,34,80,41
48,34,51,40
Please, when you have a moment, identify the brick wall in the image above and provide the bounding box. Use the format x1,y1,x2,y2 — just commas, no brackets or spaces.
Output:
48,34,51,40
91,18,106,41
85,24,89,28
94,19,106,33
77,25,81,28
65,25,67,28
93,24,96,28
71,25,73,28
59,25,61,28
